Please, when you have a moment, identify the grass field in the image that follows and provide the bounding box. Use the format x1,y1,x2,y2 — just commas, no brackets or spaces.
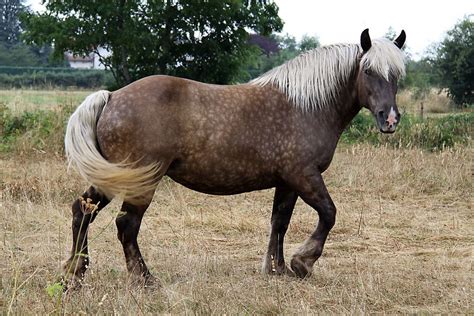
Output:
1,90,473,314
0,89,92,114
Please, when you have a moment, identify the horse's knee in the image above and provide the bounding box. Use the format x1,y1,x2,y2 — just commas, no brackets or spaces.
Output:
320,203,336,230
115,214,129,242
71,199,92,229
325,209,336,230
116,212,141,243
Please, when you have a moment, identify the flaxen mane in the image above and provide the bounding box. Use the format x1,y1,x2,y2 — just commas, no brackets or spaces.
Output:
251,38,406,111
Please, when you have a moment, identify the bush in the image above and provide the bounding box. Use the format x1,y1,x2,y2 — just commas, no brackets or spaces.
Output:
0,68,114,89
0,102,74,154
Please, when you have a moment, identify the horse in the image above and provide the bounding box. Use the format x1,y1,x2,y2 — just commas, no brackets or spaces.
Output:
63,29,406,285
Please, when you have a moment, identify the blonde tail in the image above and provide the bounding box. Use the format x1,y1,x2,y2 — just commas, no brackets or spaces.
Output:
65,90,161,202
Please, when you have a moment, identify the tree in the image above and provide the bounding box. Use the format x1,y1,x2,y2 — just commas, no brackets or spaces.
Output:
384,26,397,41
434,16,473,106
0,0,24,45
0,0,63,67
244,34,320,80
21,0,283,86
299,34,320,52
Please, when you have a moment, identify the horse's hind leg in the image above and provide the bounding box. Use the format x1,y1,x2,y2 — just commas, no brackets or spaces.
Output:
63,186,110,284
115,195,155,285
262,186,298,276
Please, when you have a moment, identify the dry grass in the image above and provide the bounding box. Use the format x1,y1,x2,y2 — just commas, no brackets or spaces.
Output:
397,89,456,116
1,143,472,314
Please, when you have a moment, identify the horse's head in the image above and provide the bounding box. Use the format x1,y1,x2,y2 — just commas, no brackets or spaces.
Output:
356,29,406,133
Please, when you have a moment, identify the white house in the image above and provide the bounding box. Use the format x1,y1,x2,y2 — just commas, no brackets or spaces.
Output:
65,47,111,69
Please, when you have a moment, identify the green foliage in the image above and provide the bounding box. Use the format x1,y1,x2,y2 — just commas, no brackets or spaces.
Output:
399,59,439,99
0,42,66,67
45,282,64,299
244,34,320,81
342,110,473,150
0,42,36,66
0,68,113,88
299,34,320,52
0,0,25,45
433,16,474,107
0,0,65,67
0,102,74,153
0,66,70,75
21,0,283,86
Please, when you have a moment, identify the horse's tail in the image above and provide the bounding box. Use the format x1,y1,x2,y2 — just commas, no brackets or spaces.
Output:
65,90,161,202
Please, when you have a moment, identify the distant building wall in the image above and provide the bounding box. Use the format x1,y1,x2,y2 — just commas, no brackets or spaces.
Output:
65,47,111,69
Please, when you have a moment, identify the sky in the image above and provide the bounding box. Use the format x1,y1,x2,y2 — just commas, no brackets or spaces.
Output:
274,0,473,59
27,0,473,60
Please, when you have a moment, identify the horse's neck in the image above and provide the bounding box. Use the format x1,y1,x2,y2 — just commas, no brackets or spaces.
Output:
319,81,361,139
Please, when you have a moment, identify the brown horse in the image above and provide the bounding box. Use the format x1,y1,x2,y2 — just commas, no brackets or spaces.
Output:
63,29,406,285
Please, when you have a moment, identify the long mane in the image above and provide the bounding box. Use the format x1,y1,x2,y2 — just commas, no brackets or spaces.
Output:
250,38,406,112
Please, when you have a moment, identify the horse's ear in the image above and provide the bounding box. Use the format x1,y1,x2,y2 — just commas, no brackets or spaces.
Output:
360,28,371,52
394,30,406,49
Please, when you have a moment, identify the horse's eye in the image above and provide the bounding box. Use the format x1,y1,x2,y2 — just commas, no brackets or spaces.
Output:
364,69,371,75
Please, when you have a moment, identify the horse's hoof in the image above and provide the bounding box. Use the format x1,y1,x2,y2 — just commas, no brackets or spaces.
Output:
290,257,312,279
262,254,296,277
261,254,273,275
268,263,296,277
129,273,159,289
58,274,83,292
144,274,159,289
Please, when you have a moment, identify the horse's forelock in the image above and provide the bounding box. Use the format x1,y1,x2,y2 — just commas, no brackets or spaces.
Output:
360,38,406,81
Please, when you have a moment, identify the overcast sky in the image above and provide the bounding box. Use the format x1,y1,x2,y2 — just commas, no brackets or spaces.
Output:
274,0,473,59
27,0,473,59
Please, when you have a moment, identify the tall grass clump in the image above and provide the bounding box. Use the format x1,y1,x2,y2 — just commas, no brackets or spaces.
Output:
0,102,73,154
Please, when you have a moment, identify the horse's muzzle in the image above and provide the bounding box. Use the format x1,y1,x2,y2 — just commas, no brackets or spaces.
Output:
377,108,400,134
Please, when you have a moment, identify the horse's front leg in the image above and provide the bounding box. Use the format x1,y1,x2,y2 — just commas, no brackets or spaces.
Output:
287,171,336,278
63,186,110,285
262,186,298,276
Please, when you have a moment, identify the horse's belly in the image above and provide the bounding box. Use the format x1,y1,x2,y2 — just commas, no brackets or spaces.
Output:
166,159,278,195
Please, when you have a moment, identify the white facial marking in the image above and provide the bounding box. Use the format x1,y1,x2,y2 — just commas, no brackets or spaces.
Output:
387,106,398,125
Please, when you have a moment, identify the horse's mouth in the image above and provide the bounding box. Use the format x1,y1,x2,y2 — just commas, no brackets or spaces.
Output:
378,121,397,133
379,127,396,134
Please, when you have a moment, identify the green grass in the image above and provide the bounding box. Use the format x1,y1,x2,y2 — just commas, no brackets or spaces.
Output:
0,102,74,154
342,109,473,150
0,89,91,113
